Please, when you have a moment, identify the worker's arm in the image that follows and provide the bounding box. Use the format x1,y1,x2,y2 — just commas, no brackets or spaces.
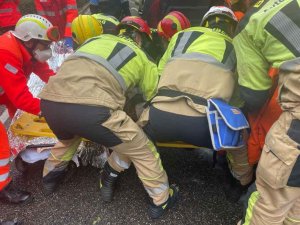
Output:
139,60,159,101
0,52,40,115
233,32,272,113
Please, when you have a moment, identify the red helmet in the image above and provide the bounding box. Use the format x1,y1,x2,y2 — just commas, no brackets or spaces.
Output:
157,11,191,40
119,16,152,39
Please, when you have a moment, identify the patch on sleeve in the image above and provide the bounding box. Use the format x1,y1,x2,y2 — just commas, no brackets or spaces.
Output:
4,63,18,74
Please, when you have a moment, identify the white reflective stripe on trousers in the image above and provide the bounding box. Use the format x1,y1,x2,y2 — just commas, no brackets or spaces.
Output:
145,183,169,196
0,172,9,182
0,158,9,167
112,153,130,169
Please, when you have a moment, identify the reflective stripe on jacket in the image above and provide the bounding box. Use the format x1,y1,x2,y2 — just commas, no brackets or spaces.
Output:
0,0,22,28
34,0,78,38
158,26,236,74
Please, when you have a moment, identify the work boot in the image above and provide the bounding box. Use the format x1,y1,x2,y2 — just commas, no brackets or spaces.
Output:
148,184,179,219
43,161,77,195
224,179,250,203
43,170,68,195
0,182,32,204
99,162,120,202
222,162,251,203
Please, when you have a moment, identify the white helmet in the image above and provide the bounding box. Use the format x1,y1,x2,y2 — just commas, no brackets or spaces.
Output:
200,6,238,26
11,14,60,42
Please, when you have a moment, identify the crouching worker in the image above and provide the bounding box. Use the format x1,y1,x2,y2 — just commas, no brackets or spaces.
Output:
39,16,178,219
0,14,59,118
138,6,253,201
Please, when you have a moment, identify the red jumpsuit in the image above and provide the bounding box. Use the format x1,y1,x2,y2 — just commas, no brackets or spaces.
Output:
34,0,78,38
0,31,55,117
0,121,10,190
0,0,22,32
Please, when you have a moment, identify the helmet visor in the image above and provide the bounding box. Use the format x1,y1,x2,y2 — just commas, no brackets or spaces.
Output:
47,26,60,42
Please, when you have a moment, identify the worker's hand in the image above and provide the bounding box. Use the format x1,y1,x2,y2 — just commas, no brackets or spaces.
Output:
63,37,73,49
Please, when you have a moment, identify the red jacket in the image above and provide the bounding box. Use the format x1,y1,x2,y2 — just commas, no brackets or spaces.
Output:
34,0,78,38
0,0,22,28
0,32,55,117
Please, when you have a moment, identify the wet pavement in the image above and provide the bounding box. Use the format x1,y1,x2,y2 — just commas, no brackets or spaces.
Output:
0,148,242,225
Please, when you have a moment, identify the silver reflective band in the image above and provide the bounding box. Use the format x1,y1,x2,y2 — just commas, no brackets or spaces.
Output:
113,153,130,169
0,158,9,167
0,172,9,182
280,57,300,71
145,183,169,196
0,8,13,13
65,22,72,28
69,52,127,92
269,11,300,55
173,32,192,56
170,52,234,71
108,46,134,71
222,49,236,72
110,172,118,177
65,5,77,10
37,10,55,16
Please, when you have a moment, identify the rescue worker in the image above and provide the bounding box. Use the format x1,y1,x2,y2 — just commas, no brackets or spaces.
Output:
138,6,253,201
0,0,22,35
71,14,119,47
232,0,300,224
89,0,131,20
39,16,178,219
157,10,191,49
145,10,191,63
0,14,59,118
34,0,78,48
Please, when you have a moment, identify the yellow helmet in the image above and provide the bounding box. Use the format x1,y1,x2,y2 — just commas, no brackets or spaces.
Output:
71,15,103,45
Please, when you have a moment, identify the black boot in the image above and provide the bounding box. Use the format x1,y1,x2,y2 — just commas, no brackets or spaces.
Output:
99,163,120,202
43,161,77,195
43,170,68,195
0,182,32,204
222,160,251,203
148,184,179,219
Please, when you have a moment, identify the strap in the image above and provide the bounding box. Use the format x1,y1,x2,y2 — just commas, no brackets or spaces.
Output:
156,89,207,106
171,31,203,57
69,51,127,91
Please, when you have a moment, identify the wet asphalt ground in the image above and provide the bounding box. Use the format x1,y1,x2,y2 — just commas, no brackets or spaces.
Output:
0,148,242,225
